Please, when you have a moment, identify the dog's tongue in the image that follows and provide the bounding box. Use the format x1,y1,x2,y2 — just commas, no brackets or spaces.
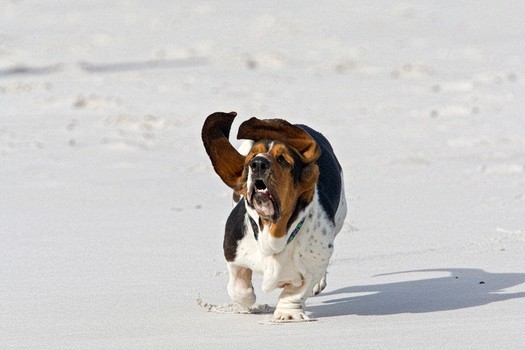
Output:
253,191,275,217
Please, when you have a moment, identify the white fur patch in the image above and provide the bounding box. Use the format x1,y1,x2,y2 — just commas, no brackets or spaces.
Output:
229,188,342,315
237,139,254,156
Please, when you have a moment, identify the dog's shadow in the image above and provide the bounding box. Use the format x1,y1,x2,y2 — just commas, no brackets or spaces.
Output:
311,268,525,317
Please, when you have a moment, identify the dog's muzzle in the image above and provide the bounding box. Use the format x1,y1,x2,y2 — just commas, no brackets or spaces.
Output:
248,156,276,218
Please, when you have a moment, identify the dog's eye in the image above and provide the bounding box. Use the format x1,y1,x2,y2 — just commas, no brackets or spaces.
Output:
277,155,290,167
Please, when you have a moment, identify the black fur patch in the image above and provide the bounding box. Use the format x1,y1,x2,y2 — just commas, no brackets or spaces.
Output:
288,145,305,185
297,124,342,224
223,199,248,262
249,216,259,240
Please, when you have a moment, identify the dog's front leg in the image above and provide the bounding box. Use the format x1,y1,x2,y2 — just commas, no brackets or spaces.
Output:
227,264,256,309
273,273,315,321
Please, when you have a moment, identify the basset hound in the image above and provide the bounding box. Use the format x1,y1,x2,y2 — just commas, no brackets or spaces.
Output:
201,111,347,321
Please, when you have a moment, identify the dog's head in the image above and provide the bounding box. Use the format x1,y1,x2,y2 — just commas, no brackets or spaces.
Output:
202,112,320,238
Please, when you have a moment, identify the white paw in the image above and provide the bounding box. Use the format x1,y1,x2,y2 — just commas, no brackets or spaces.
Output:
312,276,327,296
273,307,311,321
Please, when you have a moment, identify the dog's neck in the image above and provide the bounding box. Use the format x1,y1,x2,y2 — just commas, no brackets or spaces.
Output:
245,191,316,256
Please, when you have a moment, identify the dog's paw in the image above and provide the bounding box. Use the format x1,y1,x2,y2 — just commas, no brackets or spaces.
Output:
270,310,317,324
312,276,327,296
273,305,310,321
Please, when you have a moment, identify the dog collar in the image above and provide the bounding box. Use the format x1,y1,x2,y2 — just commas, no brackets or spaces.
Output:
286,216,306,245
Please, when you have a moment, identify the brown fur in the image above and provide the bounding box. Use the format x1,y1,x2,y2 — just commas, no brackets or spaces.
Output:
238,117,321,164
202,112,321,238
242,141,319,238
201,112,245,194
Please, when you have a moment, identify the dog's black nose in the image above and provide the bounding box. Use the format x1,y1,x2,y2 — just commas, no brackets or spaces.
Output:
249,156,271,175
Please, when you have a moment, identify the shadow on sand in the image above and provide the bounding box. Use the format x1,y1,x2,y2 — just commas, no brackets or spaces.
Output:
311,268,525,317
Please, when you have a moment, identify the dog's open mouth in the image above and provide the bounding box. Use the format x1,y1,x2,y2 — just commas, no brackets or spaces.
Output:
250,179,276,218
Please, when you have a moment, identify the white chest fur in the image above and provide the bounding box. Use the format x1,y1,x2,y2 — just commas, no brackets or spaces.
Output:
234,190,336,293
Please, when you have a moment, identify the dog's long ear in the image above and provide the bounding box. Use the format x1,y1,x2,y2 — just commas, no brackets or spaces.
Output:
201,112,245,192
237,117,321,164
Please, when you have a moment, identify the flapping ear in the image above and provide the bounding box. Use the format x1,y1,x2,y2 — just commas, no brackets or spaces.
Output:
237,117,321,164
201,112,245,192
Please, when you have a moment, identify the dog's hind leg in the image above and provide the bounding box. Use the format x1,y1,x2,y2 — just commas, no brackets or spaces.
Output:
312,274,327,296
227,264,256,309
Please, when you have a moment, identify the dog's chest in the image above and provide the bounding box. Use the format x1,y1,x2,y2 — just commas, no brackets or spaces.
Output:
233,200,335,292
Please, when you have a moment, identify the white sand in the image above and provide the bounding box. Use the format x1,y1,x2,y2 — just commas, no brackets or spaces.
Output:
1,1,524,349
